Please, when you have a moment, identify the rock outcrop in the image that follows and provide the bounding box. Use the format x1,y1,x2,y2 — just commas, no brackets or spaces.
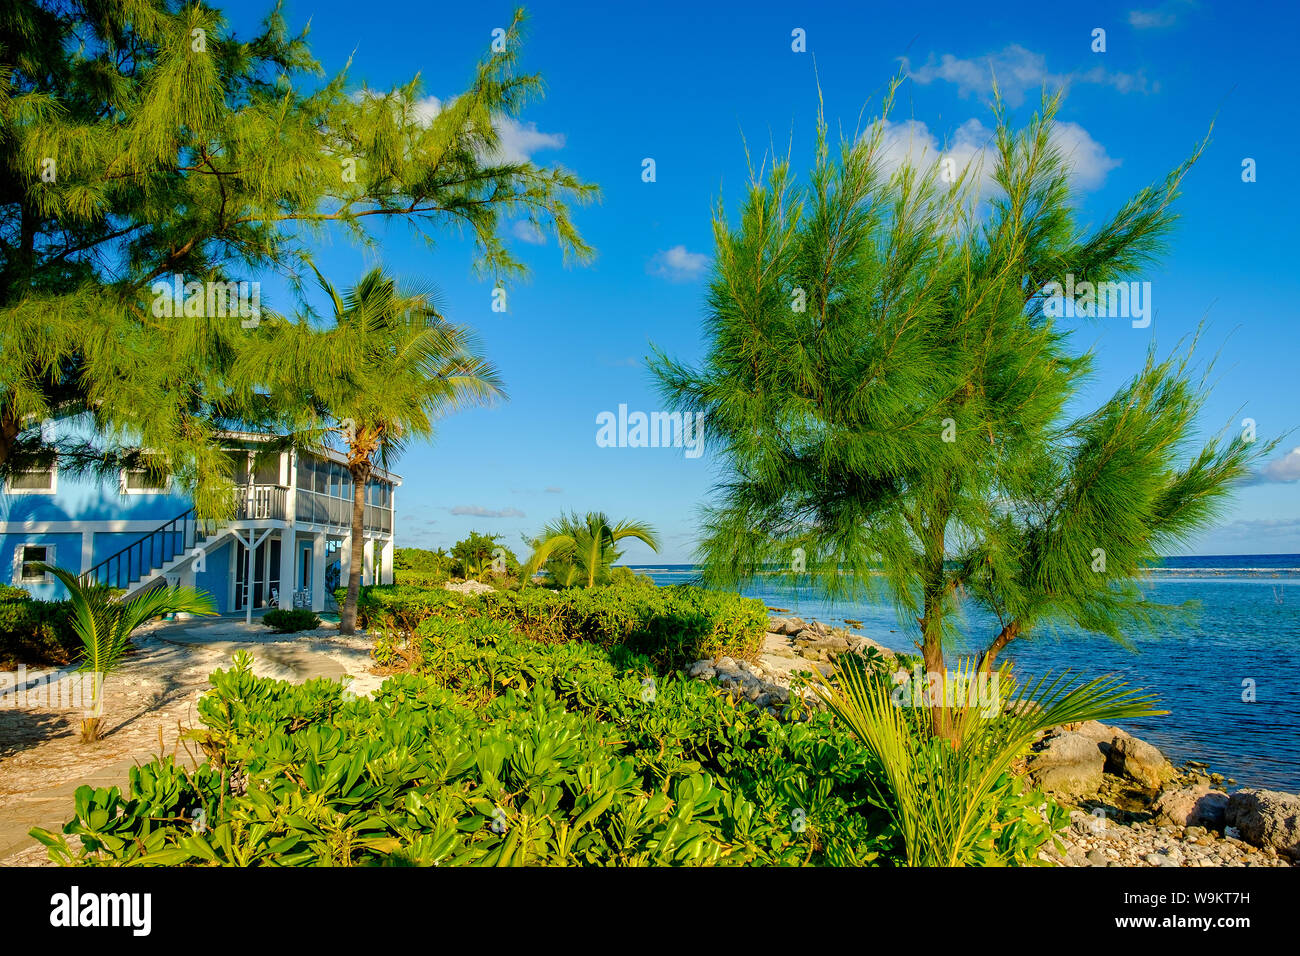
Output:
1225,789,1300,860
1028,732,1106,798
1152,785,1230,829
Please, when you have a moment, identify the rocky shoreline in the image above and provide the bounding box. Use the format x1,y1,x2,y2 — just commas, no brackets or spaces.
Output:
684,612,1299,868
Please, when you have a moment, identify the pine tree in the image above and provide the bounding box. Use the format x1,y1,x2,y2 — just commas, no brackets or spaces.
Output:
0,2,593,513
651,87,1266,735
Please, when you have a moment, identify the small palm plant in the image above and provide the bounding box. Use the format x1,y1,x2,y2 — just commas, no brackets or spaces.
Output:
812,655,1166,866
38,565,216,743
523,511,659,588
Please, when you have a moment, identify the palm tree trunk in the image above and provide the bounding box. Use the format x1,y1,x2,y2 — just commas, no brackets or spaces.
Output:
340,463,370,635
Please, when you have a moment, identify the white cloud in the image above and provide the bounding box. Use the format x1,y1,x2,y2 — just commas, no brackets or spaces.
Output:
1129,9,1176,27
649,245,710,282
448,505,526,518
1129,1,1192,29
866,116,1119,193
410,96,565,164
492,118,565,164
1260,447,1300,483
511,220,546,245
900,44,1154,107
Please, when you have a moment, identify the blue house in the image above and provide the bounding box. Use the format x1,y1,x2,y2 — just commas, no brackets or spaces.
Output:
1,426,399,617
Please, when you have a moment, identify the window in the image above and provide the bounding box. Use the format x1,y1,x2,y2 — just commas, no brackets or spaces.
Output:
121,467,170,494
253,454,281,485
5,464,57,494
16,544,53,583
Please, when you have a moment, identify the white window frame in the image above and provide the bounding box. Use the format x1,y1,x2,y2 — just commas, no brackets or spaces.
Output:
14,543,55,584
119,467,173,495
3,463,58,495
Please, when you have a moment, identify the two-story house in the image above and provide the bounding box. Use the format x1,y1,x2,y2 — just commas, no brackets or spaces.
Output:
1,427,398,621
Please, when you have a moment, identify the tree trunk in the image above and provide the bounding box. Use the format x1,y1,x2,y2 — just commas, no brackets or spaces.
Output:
0,408,21,473
919,605,951,741
340,462,371,635
978,620,1020,675
918,514,952,741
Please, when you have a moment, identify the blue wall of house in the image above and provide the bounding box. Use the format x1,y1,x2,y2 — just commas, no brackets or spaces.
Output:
195,539,233,614
1,532,84,601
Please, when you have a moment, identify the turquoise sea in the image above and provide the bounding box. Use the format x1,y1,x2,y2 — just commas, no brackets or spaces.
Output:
633,555,1300,792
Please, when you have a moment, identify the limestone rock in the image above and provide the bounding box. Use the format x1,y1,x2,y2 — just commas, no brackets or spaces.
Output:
443,578,494,595
1225,789,1300,860
1029,731,1105,798
1152,786,1229,829
1105,735,1175,790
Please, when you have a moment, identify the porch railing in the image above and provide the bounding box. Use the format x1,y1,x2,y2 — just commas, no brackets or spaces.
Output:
79,484,287,591
295,489,392,533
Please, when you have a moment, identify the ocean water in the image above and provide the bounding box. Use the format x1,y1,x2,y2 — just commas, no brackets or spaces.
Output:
632,556,1300,792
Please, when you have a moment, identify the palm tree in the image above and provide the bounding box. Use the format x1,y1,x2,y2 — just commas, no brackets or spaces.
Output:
237,267,504,633
523,511,659,588
37,565,216,743
812,656,1165,866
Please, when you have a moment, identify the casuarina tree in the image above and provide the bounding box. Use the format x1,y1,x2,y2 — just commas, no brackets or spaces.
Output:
651,86,1265,736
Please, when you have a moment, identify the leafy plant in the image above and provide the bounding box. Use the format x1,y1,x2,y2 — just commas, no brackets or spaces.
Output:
345,582,768,671
34,633,898,867
262,608,321,634
451,532,518,580
523,511,660,588
36,565,216,742
810,655,1166,866
0,589,77,668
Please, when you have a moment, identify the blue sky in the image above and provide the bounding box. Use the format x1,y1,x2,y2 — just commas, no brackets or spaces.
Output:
223,0,1299,561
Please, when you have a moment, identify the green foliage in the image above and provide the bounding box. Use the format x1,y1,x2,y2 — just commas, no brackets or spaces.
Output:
261,608,321,634
450,531,519,580
394,547,453,575
35,565,217,740
35,628,902,866
649,85,1265,676
347,582,767,672
0,589,77,667
812,655,1165,866
523,511,659,588
608,565,656,588
393,567,451,588
1,3,594,515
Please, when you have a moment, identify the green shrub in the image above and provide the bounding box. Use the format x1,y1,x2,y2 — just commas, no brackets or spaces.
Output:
262,608,321,633
394,567,449,588
0,590,78,667
341,582,767,671
34,623,899,866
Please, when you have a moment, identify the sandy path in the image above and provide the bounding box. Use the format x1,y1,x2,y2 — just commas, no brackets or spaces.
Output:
0,620,380,866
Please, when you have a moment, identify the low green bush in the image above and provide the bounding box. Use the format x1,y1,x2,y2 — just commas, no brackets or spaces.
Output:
393,567,449,588
33,603,1067,867
33,619,896,866
342,582,767,671
261,608,321,634
0,588,78,668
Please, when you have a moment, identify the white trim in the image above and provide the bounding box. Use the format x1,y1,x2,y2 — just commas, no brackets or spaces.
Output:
3,463,58,495
119,467,173,495
15,542,56,583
